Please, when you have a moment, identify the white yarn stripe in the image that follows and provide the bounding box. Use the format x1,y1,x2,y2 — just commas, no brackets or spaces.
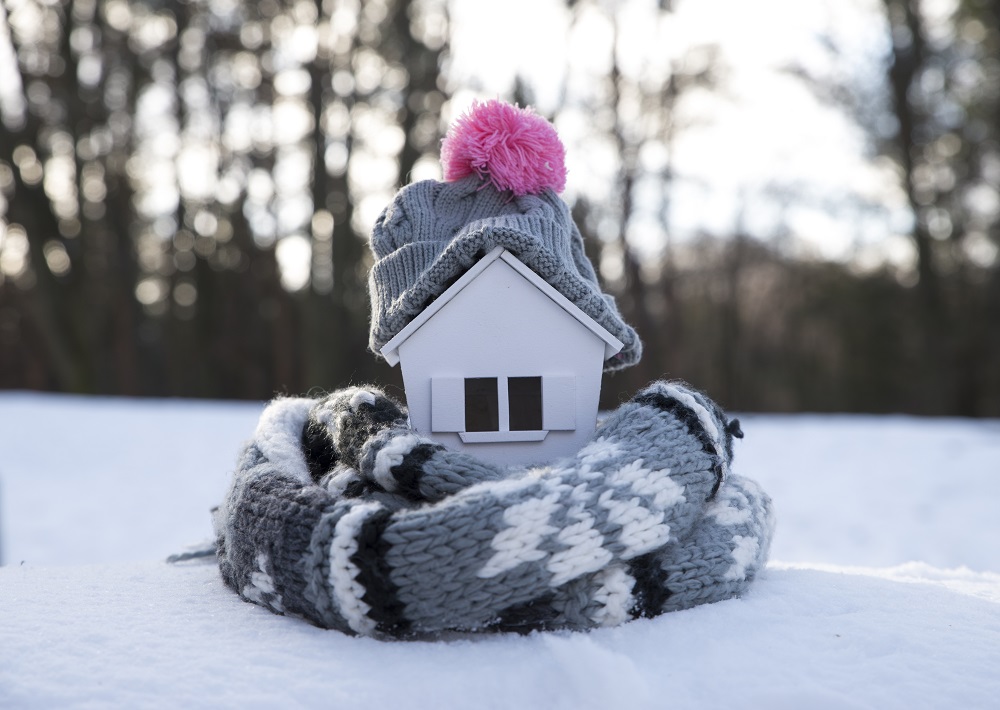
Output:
706,487,752,526
577,438,623,468
599,489,671,558
569,481,596,504
547,508,612,586
723,535,759,581
372,433,423,491
323,465,360,496
254,398,314,483
242,552,284,612
312,400,339,431
589,566,636,627
606,459,686,510
478,493,561,578
349,389,376,410
329,502,382,635
660,385,722,456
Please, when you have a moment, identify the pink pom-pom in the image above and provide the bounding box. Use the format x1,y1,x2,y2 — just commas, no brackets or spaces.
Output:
441,100,567,196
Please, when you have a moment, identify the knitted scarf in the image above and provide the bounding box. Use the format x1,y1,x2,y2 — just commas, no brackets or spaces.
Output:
215,381,774,637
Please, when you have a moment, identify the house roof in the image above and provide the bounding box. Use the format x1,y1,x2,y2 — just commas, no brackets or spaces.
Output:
380,246,624,366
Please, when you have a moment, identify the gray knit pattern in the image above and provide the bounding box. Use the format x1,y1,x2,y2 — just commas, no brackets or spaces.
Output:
215,381,774,637
368,175,642,371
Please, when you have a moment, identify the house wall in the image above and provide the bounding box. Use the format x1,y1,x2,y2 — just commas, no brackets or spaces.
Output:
397,258,607,466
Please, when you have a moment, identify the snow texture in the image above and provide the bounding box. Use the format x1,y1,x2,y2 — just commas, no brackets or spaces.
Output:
1,393,999,709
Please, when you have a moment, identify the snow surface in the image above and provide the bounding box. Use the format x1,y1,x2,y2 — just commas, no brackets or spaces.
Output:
1,393,999,709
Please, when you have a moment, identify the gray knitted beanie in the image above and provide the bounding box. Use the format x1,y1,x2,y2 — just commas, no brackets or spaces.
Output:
215,380,774,637
368,100,641,371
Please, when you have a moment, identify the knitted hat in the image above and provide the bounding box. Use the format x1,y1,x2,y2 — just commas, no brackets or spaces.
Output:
368,100,642,371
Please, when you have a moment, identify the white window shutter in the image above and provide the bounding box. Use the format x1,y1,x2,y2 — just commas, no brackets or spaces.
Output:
543,375,576,431
431,377,465,432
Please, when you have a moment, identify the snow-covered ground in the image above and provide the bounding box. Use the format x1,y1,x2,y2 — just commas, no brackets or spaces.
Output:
1,392,999,708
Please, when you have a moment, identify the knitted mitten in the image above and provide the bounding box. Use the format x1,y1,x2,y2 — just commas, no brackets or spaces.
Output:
215,381,774,637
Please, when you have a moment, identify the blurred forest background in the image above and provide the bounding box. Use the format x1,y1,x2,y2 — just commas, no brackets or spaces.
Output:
0,0,998,415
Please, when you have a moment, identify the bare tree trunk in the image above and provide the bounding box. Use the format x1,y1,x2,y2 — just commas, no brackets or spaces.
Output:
610,18,655,392
883,0,950,412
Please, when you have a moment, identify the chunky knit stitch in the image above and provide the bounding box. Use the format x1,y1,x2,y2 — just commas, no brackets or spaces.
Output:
367,175,641,371
216,381,774,637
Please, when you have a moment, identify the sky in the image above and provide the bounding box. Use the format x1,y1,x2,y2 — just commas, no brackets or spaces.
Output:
447,0,914,269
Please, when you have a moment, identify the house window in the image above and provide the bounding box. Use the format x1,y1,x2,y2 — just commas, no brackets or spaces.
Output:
431,375,576,436
464,377,499,432
508,377,542,431
463,377,542,432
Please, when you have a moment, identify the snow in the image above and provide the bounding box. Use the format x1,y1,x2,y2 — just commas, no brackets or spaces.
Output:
1,393,999,708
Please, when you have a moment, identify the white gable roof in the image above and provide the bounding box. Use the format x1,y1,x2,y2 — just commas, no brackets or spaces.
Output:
380,246,624,366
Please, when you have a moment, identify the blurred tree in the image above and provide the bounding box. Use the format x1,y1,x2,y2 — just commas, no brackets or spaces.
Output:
526,0,721,406
769,0,1000,415
878,0,1000,414
1,0,997,416
0,0,448,398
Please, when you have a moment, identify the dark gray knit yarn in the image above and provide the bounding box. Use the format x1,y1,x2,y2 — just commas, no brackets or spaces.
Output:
215,381,774,637
367,175,641,371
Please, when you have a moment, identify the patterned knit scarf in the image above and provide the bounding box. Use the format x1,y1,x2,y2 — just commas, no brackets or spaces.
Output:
215,381,774,637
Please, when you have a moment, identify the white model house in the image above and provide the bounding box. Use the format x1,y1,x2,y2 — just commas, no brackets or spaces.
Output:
380,246,624,465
